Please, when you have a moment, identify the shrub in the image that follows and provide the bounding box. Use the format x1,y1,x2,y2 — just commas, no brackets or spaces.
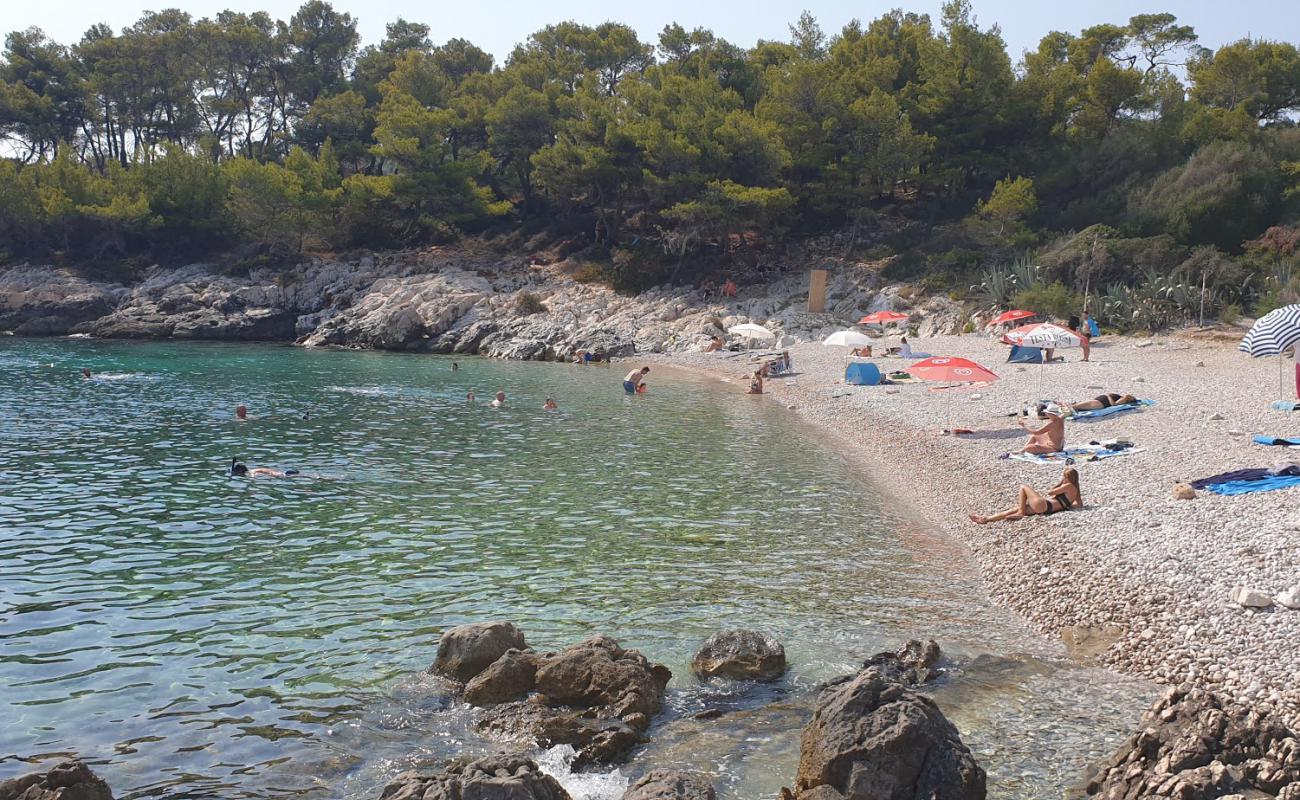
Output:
1012,282,1082,319
516,291,547,315
1220,303,1241,325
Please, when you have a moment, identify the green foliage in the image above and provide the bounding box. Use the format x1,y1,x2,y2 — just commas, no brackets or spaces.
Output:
0,2,1296,292
1011,281,1081,319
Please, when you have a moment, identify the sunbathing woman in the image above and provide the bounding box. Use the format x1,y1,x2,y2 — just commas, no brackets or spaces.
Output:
1065,392,1138,412
970,468,1081,525
1018,408,1064,454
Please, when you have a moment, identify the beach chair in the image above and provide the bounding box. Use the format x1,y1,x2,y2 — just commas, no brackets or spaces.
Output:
845,362,881,386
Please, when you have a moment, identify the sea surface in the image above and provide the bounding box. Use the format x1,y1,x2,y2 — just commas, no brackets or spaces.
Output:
0,339,1152,799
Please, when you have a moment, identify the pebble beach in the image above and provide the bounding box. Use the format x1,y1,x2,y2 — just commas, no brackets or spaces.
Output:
652,330,1300,727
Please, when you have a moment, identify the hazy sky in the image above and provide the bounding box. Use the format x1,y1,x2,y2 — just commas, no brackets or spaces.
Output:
6,0,1294,63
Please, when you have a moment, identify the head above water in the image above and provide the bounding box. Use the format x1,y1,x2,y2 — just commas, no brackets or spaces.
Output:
235,405,248,419
230,458,248,477
495,391,506,401
82,367,91,378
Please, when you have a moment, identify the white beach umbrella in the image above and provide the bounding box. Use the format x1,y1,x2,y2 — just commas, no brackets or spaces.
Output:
822,330,875,348
1002,322,1082,397
727,323,777,342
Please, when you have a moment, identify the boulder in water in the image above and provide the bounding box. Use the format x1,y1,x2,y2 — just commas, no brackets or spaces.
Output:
793,667,986,800
1085,684,1300,800
0,760,114,800
464,649,539,706
430,621,527,683
623,770,716,800
532,635,672,720
690,630,787,682
378,754,571,800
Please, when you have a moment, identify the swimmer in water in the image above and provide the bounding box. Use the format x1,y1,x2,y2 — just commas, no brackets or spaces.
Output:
452,362,459,372
235,405,248,420
230,458,298,478
490,391,506,408
82,367,92,380
543,398,558,410
466,391,476,402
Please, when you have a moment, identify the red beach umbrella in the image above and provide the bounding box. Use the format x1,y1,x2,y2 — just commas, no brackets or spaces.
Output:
906,357,999,434
987,309,1036,327
858,310,910,326
906,356,999,384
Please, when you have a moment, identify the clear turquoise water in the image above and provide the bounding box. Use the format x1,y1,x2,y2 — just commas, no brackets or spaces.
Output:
0,339,1151,799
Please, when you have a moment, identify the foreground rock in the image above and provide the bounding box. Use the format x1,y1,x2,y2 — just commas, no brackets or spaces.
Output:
466,634,672,765
0,760,114,800
431,621,527,683
378,754,570,800
1086,685,1300,799
862,639,942,687
791,666,985,800
623,770,716,800
690,630,787,682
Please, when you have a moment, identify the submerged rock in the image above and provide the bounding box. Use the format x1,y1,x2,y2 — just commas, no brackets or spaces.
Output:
431,621,527,683
378,754,570,800
793,667,986,800
690,630,787,682
623,770,716,800
862,638,942,686
1086,685,1300,800
0,760,114,800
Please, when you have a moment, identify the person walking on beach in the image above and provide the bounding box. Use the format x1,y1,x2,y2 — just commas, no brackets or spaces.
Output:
1018,407,1064,454
490,391,506,407
624,366,649,394
970,468,1081,524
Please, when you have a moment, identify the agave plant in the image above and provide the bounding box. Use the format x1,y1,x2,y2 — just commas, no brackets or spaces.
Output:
971,255,1042,309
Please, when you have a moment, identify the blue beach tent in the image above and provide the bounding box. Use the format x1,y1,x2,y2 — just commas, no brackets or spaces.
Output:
1007,345,1043,364
845,362,881,385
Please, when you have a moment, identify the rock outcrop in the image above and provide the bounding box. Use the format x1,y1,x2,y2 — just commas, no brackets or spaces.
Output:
378,754,570,800
791,667,986,800
473,635,672,765
431,621,527,683
1086,685,1300,800
622,770,716,800
0,760,114,800
0,247,978,355
861,639,942,687
690,630,787,682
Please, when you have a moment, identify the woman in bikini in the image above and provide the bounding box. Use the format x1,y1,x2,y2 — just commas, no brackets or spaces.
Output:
1066,392,1138,412
969,468,1081,525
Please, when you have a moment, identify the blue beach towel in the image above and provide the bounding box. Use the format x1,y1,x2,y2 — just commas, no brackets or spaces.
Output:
1272,401,1300,411
1071,399,1157,420
1252,435,1300,447
1203,474,1300,495
1008,445,1145,465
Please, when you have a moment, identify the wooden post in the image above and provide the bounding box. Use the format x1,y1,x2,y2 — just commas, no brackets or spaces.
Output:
808,269,828,313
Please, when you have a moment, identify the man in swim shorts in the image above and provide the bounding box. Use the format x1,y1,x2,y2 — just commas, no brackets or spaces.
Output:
623,366,649,393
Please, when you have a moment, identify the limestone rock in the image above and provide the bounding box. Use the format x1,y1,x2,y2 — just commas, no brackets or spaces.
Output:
431,621,527,683
1171,483,1197,500
690,630,787,682
464,649,539,706
862,638,942,686
1277,587,1300,610
475,636,672,765
622,770,716,800
1230,587,1274,609
378,754,570,800
794,667,986,800
0,760,114,800
532,635,672,720
1086,685,1300,799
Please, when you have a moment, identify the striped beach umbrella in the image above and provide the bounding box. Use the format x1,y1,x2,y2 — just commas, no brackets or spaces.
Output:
1239,304,1300,403
1239,304,1300,358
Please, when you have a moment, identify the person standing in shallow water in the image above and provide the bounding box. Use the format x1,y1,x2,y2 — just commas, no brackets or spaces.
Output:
623,366,649,394
490,391,506,407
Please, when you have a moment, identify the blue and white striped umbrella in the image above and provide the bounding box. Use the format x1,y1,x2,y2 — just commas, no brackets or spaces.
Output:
1239,304,1300,358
